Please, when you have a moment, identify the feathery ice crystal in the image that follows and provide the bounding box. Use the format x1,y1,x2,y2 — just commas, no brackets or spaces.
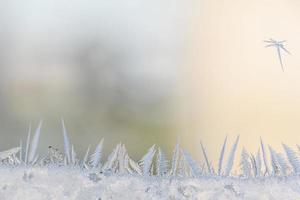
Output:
1,120,300,199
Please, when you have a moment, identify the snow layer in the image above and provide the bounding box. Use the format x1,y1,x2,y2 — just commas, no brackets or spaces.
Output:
0,167,300,200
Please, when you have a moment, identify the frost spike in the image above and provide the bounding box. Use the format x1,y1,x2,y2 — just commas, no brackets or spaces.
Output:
255,150,262,177
224,135,239,176
28,121,43,163
139,145,156,176
200,142,211,174
61,118,71,165
268,145,279,176
129,158,142,175
124,154,132,174
19,140,22,162
102,143,121,171
218,136,227,176
90,138,104,168
82,145,90,167
282,143,300,174
260,138,270,176
182,150,201,177
71,145,77,165
156,147,168,176
169,143,180,176
250,154,257,177
25,123,31,164
276,153,288,176
118,144,126,173
177,151,189,176
240,147,251,177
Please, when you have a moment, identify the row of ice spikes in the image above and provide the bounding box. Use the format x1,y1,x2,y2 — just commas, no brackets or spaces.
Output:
1,120,300,178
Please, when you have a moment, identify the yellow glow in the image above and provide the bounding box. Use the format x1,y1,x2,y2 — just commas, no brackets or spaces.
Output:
179,0,300,162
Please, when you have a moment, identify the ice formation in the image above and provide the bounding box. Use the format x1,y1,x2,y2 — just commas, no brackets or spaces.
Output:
264,38,291,71
1,121,300,200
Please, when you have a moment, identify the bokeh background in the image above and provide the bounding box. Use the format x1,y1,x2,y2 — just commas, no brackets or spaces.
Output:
1,0,300,165
0,0,193,159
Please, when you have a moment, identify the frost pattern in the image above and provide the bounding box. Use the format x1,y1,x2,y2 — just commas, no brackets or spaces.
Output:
2,123,300,199
1,123,300,178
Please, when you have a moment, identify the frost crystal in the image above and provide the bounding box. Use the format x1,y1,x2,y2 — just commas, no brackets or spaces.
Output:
1,123,300,199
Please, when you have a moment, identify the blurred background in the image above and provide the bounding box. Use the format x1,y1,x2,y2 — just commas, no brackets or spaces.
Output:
1,0,300,166
0,0,194,159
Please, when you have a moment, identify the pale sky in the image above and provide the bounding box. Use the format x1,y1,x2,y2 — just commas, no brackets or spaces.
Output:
179,0,300,163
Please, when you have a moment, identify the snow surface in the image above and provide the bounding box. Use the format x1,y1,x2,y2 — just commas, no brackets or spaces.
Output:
0,167,300,200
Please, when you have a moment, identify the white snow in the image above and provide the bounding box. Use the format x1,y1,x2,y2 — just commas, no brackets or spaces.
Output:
0,167,300,200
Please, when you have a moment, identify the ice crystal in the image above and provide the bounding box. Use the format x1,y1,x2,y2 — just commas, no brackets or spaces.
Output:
1,122,300,199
